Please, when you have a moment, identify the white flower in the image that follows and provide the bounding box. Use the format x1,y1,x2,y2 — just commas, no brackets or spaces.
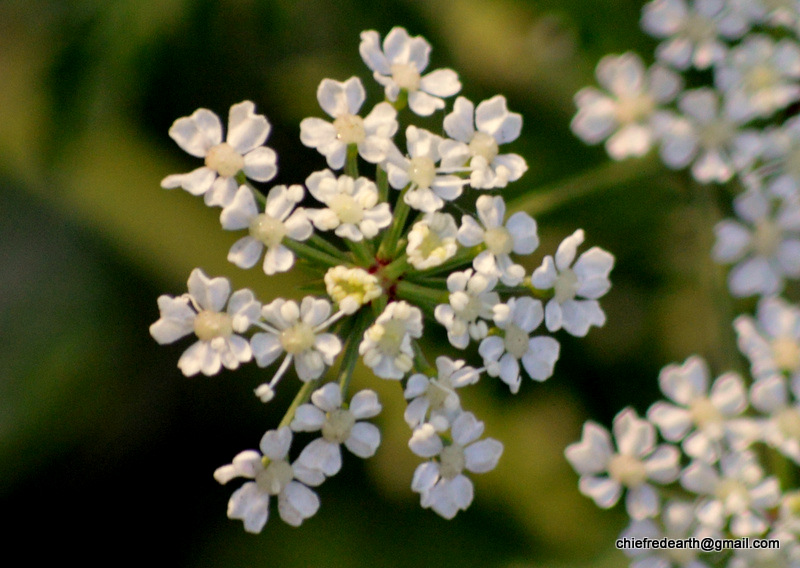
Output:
324,266,382,315
404,357,481,429
409,412,503,519
250,297,342,384
478,297,560,393
149,268,260,376
406,212,459,270
749,375,800,464
571,52,682,160
656,88,761,183
359,27,461,116
441,95,527,189
531,229,614,337
291,383,382,477
712,187,800,297
730,0,800,28
734,296,800,382
646,356,749,463
305,170,392,242
385,126,469,213
565,407,681,520
213,426,322,532
715,34,800,119
760,115,800,198
220,184,313,275
161,101,277,207
434,269,500,349
457,195,538,286
641,0,749,70
300,77,398,169
680,450,781,536
359,301,423,379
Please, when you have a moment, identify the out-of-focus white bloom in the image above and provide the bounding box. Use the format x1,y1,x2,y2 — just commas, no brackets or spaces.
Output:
647,356,748,463
735,296,800,383
161,101,277,207
359,301,423,379
749,375,800,464
300,77,398,169
478,297,560,393
305,170,392,242
291,383,382,477
441,95,527,189
409,412,503,519
715,34,800,119
759,115,800,198
571,52,682,160
324,266,382,315
680,450,781,536
656,88,761,183
406,212,458,270
386,126,469,213
359,27,461,116
404,357,481,429
250,297,342,384
641,0,749,70
150,268,261,376
531,229,614,337
566,408,680,520
434,269,499,349
220,185,313,275
457,195,538,286
712,187,800,297
213,426,323,532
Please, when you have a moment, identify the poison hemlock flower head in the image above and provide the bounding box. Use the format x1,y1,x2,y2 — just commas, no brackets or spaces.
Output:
291,383,382,477
404,357,481,429
150,268,261,376
213,426,322,533
359,301,423,379
441,95,528,189
531,229,614,337
300,77,398,169
434,269,500,349
409,412,503,519
305,170,392,241
457,194,538,286
220,184,313,275
565,407,681,520
324,266,382,315
359,26,461,116
406,212,459,270
478,297,560,393
571,52,682,160
161,101,277,207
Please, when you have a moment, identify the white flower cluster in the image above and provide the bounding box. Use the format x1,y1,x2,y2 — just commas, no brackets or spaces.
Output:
151,27,615,532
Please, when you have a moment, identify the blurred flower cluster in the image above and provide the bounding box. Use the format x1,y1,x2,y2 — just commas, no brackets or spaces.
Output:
149,27,615,531
569,0,800,565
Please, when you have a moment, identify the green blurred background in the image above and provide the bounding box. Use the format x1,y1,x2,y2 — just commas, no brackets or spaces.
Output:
0,0,746,565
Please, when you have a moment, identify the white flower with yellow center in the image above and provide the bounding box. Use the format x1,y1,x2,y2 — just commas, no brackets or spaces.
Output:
565,407,681,520
478,297,560,393
161,101,277,207
441,95,528,189
149,268,261,376
305,170,392,242
359,301,423,380
749,375,800,464
213,426,323,533
300,77,398,169
457,195,539,286
404,357,481,429
409,412,503,519
290,383,382,477
406,212,458,270
250,297,343,396
735,296,800,383
647,356,748,464
324,266,382,315
532,229,614,337
220,184,313,275
434,269,499,349
359,27,461,116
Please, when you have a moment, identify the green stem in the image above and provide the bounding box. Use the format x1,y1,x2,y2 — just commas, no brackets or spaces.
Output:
278,378,321,428
345,237,375,268
378,186,411,261
376,164,389,205
345,144,359,179
395,279,447,308
507,154,662,217
284,239,345,268
337,310,372,397
308,234,349,261
382,254,412,281
411,340,435,376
